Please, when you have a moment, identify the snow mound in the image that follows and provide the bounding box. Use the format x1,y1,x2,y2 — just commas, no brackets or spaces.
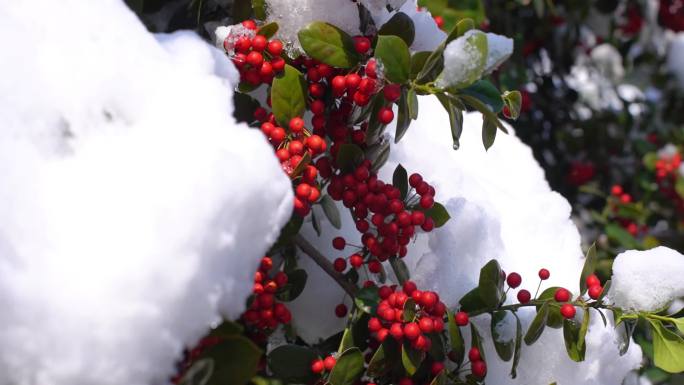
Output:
0,1,292,385
484,32,514,74
610,246,684,312
370,0,447,52
437,30,486,88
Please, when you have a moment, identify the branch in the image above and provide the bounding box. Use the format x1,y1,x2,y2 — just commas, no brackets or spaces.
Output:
294,234,358,297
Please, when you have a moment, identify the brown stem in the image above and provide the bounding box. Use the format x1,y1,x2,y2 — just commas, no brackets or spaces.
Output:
294,234,358,297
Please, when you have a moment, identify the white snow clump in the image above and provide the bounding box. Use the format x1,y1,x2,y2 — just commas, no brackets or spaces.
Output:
610,246,684,312
0,1,292,385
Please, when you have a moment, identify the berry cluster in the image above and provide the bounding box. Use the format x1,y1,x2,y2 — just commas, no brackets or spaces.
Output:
242,256,293,329
310,354,337,375
608,185,644,236
223,20,285,86
367,281,446,352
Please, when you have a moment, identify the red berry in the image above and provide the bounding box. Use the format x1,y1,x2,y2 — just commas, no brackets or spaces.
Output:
368,260,382,274
366,59,378,78
404,322,420,340
419,317,434,333
472,360,487,378
271,56,285,71
251,35,267,51
295,183,311,199
310,100,325,115
620,193,632,204
585,274,600,289
419,195,434,209
241,20,257,30
332,237,346,250
588,285,603,300
560,303,576,319
390,322,404,340
506,272,522,288
323,355,336,371
454,311,469,326
350,254,364,268
246,51,263,67
335,303,348,318
538,268,550,280
554,288,571,302
517,289,531,304
383,84,401,102
468,347,481,362
403,280,417,296
333,257,347,272
434,15,444,28
267,39,283,56
260,256,273,271
398,378,413,385
409,173,423,188
368,317,382,332
310,359,324,374
353,36,371,54
274,271,288,287
611,184,623,196
346,73,361,91
431,361,445,375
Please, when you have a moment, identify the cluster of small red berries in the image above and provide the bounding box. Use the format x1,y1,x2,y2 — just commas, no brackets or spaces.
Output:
608,185,647,236
310,354,337,375
450,310,486,378
329,169,437,265
653,151,684,214
225,20,285,86
367,281,446,351
242,256,292,329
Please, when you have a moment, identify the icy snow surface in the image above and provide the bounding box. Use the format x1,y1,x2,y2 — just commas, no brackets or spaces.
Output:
484,32,514,74
610,247,684,312
0,1,292,385
290,96,642,384
437,30,486,88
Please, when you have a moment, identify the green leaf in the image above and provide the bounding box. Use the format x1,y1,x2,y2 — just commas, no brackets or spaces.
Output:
459,287,487,313
676,177,684,200
648,319,684,373
502,90,522,120
455,18,475,38
579,243,598,294
424,202,451,227
252,0,266,20
374,35,411,84
460,80,504,113
429,371,447,385
407,88,418,119
447,309,465,365
428,332,446,361
403,298,417,322
481,116,497,151
395,89,412,143
320,195,341,229
367,343,389,377
291,151,312,178
470,323,485,361
328,348,364,385
410,52,431,80
369,139,391,173
208,320,243,338
275,269,307,302
597,280,611,303
337,143,365,172
393,164,409,200
605,223,640,249
672,318,684,334
491,311,514,361
478,259,505,308
354,286,380,314
338,327,354,354
377,12,415,46
257,22,279,38
271,64,306,126
311,208,321,236
204,336,261,385
298,22,360,68
436,93,464,150
389,257,410,285
562,309,588,362
365,94,389,145
524,302,549,345
268,344,318,383
537,286,564,329
439,32,487,89
458,94,509,134
179,358,214,385
510,312,523,378
401,342,424,375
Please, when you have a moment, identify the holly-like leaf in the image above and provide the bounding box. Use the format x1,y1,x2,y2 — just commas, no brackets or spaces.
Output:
502,90,522,120
393,164,409,199
204,336,261,385
365,93,389,145
424,202,451,228
524,301,549,345
511,312,523,378
271,64,306,126
268,345,318,383
178,358,214,385
298,22,360,68
460,80,504,113
482,116,497,151
374,35,411,84
478,259,505,308
537,286,564,328
447,309,465,365
257,22,279,38
338,327,354,354
428,332,446,361
648,319,684,373
403,298,417,322
407,88,418,119
252,0,266,19
579,243,598,294
597,279,611,303
320,195,341,229
562,309,589,362
459,287,487,313
436,93,464,150
354,286,380,314
491,311,515,361
367,343,389,377
395,89,412,143
276,269,308,302
337,143,365,172
410,51,431,80
377,12,415,46
329,348,364,385
401,342,424,375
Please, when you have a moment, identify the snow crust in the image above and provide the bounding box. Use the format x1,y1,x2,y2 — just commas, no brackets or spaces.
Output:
610,247,684,312
437,30,486,88
0,1,292,385
369,0,447,52
484,32,514,74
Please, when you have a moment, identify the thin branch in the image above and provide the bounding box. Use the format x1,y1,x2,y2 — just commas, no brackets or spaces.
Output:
294,234,358,297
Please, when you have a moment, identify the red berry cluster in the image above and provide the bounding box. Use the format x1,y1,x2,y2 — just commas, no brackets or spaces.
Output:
468,347,487,378
585,273,604,301
653,150,684,214
608,185,646,236
310,354,337,375
242,256,292,329
367,281,446,352
225,20,285,86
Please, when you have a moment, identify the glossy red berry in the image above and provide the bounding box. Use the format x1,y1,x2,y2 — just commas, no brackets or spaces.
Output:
472,360,487,378
554,288,571,302
368,317,382,332
241,20,257,30
506,272,522,289
517,289,531,304
404,322,420,340
468,347,481,362
402,280,417,296
251,35,267,51
454,311,469,326
310,359,324,374
323,355,336,371
333,258,347,272
538,268,550,280
560,303,576,319
383,84,401,102
588,285,603,300
267,39,283,56
586,274,600,289
332,237,346,250
350,254,364,268
246,51,263,67
611,184,623,196
431,361,445,375
335,303,348,318
390,322,404,340
354,36,371,54
419,317,434,333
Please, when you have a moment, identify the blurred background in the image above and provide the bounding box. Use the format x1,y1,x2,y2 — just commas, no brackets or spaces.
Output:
125,0,684,382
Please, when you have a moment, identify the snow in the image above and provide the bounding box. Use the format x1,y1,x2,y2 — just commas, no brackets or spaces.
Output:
0,1,292,385
590,43,625,82
667,32,684,89
369,0,447,52
610,247,684,312
436,30,486,88
289,95,642,384
265,0,361,55
484,32,514,74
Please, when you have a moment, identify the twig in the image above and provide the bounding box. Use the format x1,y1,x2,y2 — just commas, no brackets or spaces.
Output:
294,234,358,297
